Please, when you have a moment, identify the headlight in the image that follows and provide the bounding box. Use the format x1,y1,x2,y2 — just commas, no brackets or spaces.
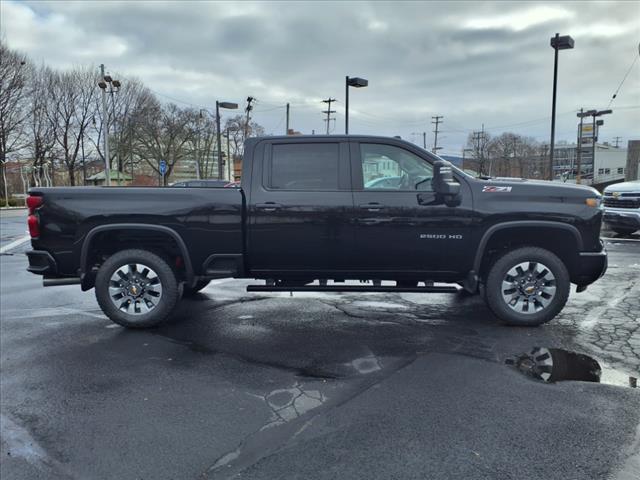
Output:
585,198,601,208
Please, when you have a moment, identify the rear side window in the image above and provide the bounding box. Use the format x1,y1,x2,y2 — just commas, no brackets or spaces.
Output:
269,143,339,190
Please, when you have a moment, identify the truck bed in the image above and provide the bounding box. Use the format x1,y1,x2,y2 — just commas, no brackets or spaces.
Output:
28,186,245,280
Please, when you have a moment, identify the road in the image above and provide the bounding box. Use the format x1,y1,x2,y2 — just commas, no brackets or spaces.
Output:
0,209,29,250
1,210,638,480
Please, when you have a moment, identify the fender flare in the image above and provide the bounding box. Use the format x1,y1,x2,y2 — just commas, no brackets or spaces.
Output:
473,220,583,273
79,224,194,288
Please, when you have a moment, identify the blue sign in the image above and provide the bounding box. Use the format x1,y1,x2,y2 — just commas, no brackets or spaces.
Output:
159,160,167,175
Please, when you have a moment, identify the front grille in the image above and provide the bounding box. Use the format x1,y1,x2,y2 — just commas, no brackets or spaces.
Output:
603,197,640,209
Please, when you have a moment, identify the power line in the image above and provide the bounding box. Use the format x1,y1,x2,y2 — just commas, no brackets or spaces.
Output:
607,43,640,108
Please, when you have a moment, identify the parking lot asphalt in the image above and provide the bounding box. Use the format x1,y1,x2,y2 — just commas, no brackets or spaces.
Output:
0,209,28,250
0,220,638,479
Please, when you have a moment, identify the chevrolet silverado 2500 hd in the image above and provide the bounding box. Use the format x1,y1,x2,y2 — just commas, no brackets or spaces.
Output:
26,135,607,328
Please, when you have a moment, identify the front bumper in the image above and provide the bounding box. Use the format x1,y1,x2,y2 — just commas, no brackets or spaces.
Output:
603,208,640,229
26,250,58,275
575,241,607,288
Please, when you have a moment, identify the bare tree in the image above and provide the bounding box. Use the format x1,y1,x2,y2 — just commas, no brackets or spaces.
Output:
224,114,265,161
47,67,98,185
465,130,491,176
28,65,58,186
0,41,30,203
486,133,540,178
187,111,217,179
135,102,198,185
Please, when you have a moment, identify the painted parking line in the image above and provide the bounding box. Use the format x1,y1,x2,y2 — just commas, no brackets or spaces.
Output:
0,234,30,254
4,307,107,320
602,237,640,243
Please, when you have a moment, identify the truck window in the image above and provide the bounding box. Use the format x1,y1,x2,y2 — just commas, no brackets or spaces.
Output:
269,143,339,190
360,143,433,191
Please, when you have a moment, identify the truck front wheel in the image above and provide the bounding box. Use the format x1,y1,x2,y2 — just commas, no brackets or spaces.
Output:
484,247,570,326
95,249,180,328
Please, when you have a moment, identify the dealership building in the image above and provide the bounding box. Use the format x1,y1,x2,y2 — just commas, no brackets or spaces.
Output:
552,142,630,185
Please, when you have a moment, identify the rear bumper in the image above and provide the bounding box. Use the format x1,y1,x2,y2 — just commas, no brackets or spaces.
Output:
574,241,607,287
26,250,58,275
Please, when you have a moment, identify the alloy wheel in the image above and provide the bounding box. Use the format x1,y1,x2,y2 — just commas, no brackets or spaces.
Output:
108,263,163,315
501,262,556,314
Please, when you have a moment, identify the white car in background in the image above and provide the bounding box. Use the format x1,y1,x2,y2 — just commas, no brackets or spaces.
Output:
602,180,640,235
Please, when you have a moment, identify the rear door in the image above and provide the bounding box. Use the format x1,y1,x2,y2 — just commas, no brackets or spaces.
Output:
247,138,354,276
350,140,474,277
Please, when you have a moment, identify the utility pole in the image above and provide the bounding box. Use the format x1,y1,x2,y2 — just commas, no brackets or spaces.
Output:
286,103,290,135
422,132,426,149
195,112,202,179
244,96,254,139
613,136,622,148
322,98,336,134
472,126,485,175
431,116,443,153
99,64,111,186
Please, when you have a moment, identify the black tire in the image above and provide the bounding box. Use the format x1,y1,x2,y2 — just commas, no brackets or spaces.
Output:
611,227,637,236
182,280,210,297
95,249,180,328
484,247,570,326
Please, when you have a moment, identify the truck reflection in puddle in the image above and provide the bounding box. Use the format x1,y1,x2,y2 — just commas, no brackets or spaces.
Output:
507,347,637,387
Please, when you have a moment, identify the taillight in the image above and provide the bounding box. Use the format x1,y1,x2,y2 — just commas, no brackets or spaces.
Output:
27,195,43,214
27,195,43,238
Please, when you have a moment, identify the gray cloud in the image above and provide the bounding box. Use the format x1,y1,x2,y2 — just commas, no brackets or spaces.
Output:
2,0,639,153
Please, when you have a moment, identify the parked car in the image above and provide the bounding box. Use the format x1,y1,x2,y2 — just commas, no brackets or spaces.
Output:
25,135,607,329
602,180,640,235
171,179,238,188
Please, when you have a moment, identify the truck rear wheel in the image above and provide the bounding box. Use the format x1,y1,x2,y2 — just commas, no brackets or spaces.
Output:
95,249,180,328
484,247,570,326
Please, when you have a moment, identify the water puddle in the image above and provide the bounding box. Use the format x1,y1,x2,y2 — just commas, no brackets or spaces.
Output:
349,354,382,374
506,347,637,388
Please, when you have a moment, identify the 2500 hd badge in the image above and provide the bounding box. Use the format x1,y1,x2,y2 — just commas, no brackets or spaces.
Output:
420,234,464,240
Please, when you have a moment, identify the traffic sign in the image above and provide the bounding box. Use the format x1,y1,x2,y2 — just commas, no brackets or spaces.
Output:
159,160,167,175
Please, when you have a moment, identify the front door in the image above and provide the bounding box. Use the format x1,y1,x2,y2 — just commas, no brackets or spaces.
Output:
350,140,473,278
247,139,354,278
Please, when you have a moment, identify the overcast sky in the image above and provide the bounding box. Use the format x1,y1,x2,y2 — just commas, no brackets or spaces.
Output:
2,0,639,154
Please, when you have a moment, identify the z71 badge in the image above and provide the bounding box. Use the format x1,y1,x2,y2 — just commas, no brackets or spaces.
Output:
482,186,512,193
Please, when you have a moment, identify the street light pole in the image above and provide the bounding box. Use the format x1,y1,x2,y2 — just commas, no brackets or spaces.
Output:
345,76,368,134
576,108,584,184
215,101,238,180
548,33,574,181
99,64,111,186
216,102,222,180
345,76,349,135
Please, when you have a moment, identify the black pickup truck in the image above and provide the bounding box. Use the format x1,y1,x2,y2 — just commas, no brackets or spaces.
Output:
26,135,607,328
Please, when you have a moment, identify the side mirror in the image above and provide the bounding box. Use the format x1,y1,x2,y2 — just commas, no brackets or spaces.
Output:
431,160,461,206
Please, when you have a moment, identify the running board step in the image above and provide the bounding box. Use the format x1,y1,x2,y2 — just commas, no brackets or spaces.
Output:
246,285,459,293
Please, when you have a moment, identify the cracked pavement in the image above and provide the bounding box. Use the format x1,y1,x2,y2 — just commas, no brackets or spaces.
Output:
1,223,639,479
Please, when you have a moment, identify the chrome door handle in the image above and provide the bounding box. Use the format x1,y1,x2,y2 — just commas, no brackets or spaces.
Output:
359,203,385,212
256,203,281,212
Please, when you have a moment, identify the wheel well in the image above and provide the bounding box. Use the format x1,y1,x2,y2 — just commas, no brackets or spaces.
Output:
81,229,188,289
478,227,579,280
